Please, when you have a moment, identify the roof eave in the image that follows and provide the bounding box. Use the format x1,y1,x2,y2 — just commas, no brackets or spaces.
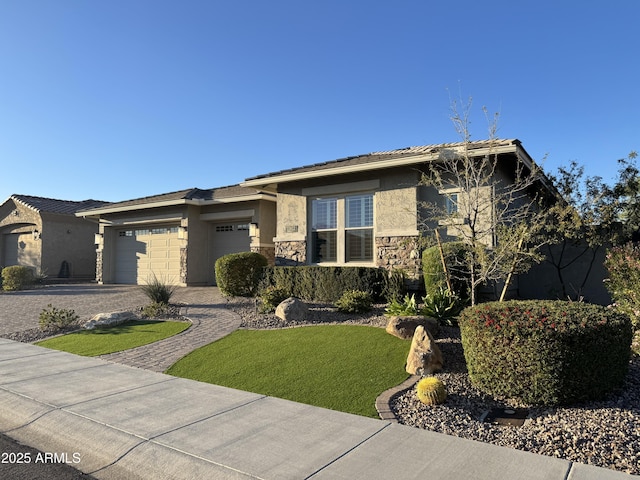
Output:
241,143,520,189
75,193,276,217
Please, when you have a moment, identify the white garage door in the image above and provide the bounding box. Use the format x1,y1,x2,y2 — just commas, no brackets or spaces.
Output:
3,232,37,268
114,226,181,285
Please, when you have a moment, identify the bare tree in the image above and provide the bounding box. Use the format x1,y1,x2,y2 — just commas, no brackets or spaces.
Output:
419,98,553,305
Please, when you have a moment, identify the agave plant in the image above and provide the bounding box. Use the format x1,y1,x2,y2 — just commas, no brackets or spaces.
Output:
421,287,462,325
384,294,420,316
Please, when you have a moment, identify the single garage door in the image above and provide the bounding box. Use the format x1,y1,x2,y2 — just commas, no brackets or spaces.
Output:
3,232,38,268
211,222,251,282
114,226,181,284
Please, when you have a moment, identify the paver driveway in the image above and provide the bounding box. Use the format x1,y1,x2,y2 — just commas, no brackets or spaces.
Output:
0,284,151,334
0,284,242,372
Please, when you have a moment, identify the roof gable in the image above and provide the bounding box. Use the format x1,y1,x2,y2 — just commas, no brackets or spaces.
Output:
8,195,109,215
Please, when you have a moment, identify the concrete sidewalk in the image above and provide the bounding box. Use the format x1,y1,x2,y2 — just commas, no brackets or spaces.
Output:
0,339,635,480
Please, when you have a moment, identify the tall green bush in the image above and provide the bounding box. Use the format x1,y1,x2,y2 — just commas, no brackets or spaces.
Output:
2,266,34,291
605,242,640,330
215,252,268,297
422,242,472,301
459,300,632,405
260,266,388,303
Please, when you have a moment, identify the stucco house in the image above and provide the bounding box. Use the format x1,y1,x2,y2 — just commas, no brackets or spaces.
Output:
241,139,551,286
0,194,107,279
75,185,276,285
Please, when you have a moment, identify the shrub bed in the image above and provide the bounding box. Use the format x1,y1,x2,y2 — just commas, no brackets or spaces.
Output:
458,300,633,405
260,266,390,303
215,252,268,297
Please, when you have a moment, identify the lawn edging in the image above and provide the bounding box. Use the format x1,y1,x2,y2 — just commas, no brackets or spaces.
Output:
375,374,419,421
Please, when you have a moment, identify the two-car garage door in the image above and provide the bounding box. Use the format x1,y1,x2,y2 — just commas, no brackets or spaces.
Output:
114,226,181,285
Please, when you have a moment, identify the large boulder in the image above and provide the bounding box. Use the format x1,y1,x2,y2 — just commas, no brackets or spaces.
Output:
386,316,439,340
83,311,138,330
275,297,308,322
406,325,443,375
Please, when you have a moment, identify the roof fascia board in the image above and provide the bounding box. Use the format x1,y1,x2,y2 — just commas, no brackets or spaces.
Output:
104,216,183,227
75,193,275,217
242,144,517,187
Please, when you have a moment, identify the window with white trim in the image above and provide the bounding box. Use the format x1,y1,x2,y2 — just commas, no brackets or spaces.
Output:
310,193,374,264
445,193,458,214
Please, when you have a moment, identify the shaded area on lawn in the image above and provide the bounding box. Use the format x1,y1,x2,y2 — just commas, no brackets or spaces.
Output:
166,325,411,418
35,320,191,356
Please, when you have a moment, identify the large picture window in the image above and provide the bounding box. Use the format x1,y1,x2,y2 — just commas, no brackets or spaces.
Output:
311,194,374,264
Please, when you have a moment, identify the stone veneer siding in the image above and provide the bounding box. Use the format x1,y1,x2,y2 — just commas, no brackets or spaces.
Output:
375,235,422,280
95,250,103,283
274,240,307,266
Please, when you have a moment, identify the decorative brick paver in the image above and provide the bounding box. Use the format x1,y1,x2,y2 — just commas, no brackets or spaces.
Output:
100,288,241,372
0,284,241,372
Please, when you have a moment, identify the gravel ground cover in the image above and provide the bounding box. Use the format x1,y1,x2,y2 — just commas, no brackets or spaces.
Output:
225,296,640,476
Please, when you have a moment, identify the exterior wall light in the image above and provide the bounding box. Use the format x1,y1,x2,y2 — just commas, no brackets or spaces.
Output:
249,223,259,237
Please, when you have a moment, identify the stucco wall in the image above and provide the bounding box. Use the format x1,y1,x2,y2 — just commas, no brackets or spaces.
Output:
518,242,611,305
41,214,99,278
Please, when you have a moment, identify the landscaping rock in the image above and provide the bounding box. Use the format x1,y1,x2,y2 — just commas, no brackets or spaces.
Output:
83,311,138,330
386,315,439,339
275,297,308,322
406,325,443,375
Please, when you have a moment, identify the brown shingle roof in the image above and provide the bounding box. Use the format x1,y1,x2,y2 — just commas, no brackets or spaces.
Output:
10,195,109,215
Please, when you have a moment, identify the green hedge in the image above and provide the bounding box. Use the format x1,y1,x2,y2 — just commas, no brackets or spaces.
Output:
459,300,632,405
2,265,34,291
260,266,393,303
422,242,472,301
215,252,268,297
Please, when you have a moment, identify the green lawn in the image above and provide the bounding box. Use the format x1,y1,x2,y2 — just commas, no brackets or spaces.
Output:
166,325,411,418
35,320,190,356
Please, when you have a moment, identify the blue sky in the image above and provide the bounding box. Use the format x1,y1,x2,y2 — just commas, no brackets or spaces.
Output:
1,1,638,203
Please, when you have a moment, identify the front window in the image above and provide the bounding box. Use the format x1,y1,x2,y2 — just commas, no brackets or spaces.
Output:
311,194,374,264
311,198,337,262
445,193,458,214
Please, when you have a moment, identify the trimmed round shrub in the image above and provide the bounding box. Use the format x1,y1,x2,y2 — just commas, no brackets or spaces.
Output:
416,376,447,405
335,290,373,313
215,252,268,297
2,265,34,291
422,242,472,302
459,300,633,405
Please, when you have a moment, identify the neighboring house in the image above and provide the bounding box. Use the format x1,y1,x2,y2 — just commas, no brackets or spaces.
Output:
0,194,108,279
241,139,551,285
75,185,276,286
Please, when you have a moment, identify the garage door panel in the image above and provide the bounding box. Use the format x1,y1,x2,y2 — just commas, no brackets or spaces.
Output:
3,232,38,268
114,226,180,284
210,222,251,284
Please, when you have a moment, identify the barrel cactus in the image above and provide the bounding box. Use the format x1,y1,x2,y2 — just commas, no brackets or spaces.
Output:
416,376,447,405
